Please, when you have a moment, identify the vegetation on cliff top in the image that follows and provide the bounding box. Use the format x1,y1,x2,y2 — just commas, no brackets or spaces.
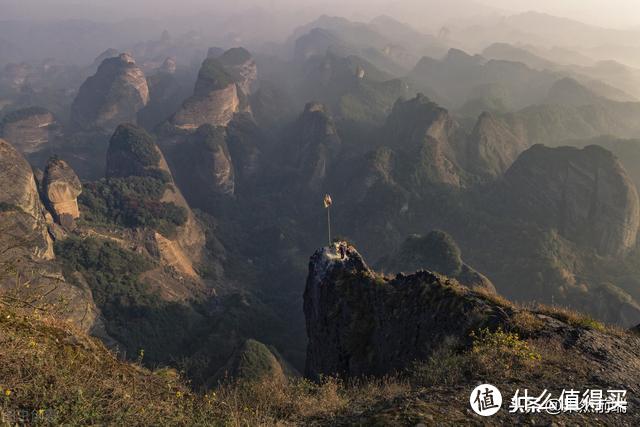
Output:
108,124,161,169
79,176,187,237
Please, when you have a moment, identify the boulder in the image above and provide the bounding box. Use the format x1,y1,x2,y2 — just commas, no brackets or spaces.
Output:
42,157,82,226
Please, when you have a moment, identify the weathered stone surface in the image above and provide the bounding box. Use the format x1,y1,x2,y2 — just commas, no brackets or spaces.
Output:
466,111,528,178
0,139,105,335
0,107,58,155
303,243,508,379
171,58,240,130
218,47,258,96
42,157,82,225
382,94,464,187
105,123,206,272
0,138,53,260
289,102,341,191
71,53,149,132
175,125,235,197
501,144,640,256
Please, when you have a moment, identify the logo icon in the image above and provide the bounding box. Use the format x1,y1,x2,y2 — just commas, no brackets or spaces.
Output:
470,384,502,416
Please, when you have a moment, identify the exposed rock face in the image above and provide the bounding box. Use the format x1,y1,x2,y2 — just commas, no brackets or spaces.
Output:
382,94,464,187
0,107,58,155
289,102,341,191
171,58,240,130
174,125,236,197
71,53,149,132
218,47,258,96
501,144,640,256
160,57,177,74
379,231,496,293
0,138,53,260
105,124,206,271
466,111,528,178
42,157,82,227
304,243,509,379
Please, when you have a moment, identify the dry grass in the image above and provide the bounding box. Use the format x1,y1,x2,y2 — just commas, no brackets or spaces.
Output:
530,303,606,331
511,311,546,336
473,287,515,309
0,302,411,426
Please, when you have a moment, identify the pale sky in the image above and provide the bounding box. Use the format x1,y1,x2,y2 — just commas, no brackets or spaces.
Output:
1,0,640,30
480,0,640,29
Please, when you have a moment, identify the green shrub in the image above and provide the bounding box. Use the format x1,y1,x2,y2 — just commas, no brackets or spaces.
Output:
471,327,541,363
54,237,201,364
79,176,187,236
108,124,161,168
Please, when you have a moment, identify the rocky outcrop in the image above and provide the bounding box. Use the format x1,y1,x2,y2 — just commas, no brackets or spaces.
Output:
0,139,104,334
382,94,465,187
172,125,236,198
379,231,496,293
304,243,509,379
71,53,149,132
501,144,640,256
466,111,528,178
42,157,82,227
105,124,206,272
0,138,53,260
218,47,257,96
288,102,341,191
170,57,240,130
0,107,58,155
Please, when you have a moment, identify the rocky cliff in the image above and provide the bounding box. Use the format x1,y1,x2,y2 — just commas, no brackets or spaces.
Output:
71,53,149,132
170,57,240,130
304,243,509,379
500,144,639,257
0,107,58,156
218,47,257,97
381,94,465,188
0,138,53,260
466,111,528,178
0,139,105,334
105,123,206,274
42,157,82,227
171,124,236,200
288,102,341,191
304,242,640,395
